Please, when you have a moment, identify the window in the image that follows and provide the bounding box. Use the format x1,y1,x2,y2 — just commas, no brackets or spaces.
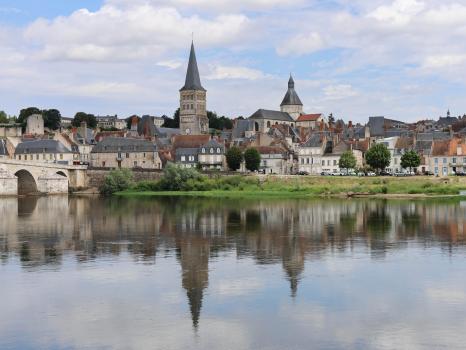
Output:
181,156,186,162
36,154,39,160
42,154,45,160
102,161,106,167
18,155,21,160
217,148,221,153
333,160,337,166
202,148,206,153
118,152,122,159
189,156,195,161
322,160,325,166
443,158,447,163
210,148,214,154
453,158,456,164
301,158,304,164
435,158,438,164
126,153,130,158
60,154,63,160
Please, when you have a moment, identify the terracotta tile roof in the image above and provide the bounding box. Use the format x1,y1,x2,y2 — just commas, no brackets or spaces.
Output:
297,114,322,122
95,131,126,142
172,135,210,150
431,138,466,156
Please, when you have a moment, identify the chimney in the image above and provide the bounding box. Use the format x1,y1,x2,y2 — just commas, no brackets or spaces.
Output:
71,127,77,138
131,116,139,131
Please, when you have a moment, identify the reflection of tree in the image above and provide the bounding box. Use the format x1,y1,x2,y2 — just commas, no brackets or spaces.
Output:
400,211,421,236
366,205,392,238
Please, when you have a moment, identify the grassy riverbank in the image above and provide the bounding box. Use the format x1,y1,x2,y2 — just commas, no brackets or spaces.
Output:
117,175,466,198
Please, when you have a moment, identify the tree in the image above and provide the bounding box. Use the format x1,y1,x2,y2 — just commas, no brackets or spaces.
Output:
328,113,335,125
365,143,391,174
72,112,97,129
226,146,243,171
162,108,180,128
42,109,62,130
99,169,134,195
18,107,41,128
207,111,233,130
400,150,421,173
339,151,357,173
244,148,261,172
0,111,8,124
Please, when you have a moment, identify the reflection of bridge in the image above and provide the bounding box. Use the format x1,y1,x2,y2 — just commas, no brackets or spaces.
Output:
0,159,87,195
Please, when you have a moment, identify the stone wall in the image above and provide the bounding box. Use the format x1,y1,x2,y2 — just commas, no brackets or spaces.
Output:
0,168,17,196
86,169,164,188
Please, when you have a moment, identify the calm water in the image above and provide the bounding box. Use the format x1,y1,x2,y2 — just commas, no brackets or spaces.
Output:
1,196,466,350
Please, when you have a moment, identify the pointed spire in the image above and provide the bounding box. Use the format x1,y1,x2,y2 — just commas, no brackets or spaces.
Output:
180,41,206,91
281,74,302,106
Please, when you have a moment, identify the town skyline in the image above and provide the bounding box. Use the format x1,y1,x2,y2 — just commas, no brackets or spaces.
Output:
1,0,466,122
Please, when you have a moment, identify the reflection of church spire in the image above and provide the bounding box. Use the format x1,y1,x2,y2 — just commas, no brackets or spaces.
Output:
178,236,210,330
282,236,305,298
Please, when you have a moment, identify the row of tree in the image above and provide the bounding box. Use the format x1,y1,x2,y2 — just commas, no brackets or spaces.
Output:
226,147,261,172
339,144,421,173
162,108,234,130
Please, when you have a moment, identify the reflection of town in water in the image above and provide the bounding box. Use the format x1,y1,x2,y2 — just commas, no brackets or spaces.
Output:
1,196,466,328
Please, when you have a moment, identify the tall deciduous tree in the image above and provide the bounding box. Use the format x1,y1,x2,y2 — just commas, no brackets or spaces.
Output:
365,143,391,174
339,151,357,173
225,146,243,171
72,112,97,129
42,109,62,130
162,108,180,128
244,148,261,172
0,111,8,124
400,150,421,173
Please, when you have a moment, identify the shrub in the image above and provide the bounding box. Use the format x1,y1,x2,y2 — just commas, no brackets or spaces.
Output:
132,180,160,192
99,169,134,195
244,148,261,172
158,163,205,191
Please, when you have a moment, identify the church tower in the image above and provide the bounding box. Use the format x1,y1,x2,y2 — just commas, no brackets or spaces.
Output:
280,75,303,120
179,42,209,135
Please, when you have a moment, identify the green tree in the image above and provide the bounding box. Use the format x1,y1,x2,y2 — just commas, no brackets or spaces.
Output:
72,112,97,129
365,143,391,174
0,111,8,124
244,148,261,172
18,107,41,128
162,108,180,128
158,163,203,190
400,150,421,173
99,169,134,195
207,111,233,130
226,146,243,171
339,150,357,173
42,109,62,130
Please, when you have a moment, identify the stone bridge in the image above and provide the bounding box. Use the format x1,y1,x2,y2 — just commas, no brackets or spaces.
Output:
0,159,87,195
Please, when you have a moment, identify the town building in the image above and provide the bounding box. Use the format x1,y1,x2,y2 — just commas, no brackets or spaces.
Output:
96,115,126,130
297,133,330,174
249,109,295,133
429,138,466,176
280,75,303,120
296,114,324,129
14,139,75,165
0,124,22,138
90,137,162,169
198,139,225,170
179,42,209,135
0,139,9,159
257,146,293,174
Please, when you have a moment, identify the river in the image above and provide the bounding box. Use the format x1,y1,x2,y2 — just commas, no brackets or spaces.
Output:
1,196,466,349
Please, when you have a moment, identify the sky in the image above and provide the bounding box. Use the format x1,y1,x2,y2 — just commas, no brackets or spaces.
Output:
1,0,466,123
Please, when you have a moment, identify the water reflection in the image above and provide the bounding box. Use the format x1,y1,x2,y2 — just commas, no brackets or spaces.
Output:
1,196,466,349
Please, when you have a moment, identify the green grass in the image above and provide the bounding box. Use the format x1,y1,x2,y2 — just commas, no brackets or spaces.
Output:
117,175,466,199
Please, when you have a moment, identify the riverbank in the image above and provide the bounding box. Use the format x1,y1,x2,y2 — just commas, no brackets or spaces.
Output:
117,175,466,199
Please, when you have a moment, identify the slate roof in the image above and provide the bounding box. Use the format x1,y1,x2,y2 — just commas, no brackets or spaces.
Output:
15,140,72,155
175,148,199,162
180,42,205,92
280,75,303,106
232,119,255,139
368,116,385,137
256,146,287,156
155,127,181,138
249,109,294,122
0,139,8,156
91,137,156,153
302,133,326,147
200,139,224,151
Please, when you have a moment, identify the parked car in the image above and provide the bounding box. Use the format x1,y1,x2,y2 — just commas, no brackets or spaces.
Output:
456,171,466,176
366,172,376,177
380,171,392,176
320,171,331,176
297,171,309,176
424,171,434,176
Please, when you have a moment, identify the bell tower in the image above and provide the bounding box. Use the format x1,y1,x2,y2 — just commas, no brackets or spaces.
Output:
179,42,209,135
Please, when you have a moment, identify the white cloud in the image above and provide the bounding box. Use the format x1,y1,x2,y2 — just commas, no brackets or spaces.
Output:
206,65,267,80
422,54,466,69
323,84,358,100
367,0,425,26
24,4,252,62
276,32,324,56
157,60,183,69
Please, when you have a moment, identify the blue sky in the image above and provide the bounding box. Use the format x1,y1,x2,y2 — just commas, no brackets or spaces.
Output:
1,0,465,122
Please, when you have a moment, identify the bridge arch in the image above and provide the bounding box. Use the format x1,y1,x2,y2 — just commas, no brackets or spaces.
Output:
56,171,67,177
15,169,38,195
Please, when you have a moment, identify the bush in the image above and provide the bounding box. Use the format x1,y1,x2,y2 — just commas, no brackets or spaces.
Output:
132,180,160,192
99,169,134,195
158,163,205,191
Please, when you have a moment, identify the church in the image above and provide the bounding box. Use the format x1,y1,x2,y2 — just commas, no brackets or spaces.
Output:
179,42,209,135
